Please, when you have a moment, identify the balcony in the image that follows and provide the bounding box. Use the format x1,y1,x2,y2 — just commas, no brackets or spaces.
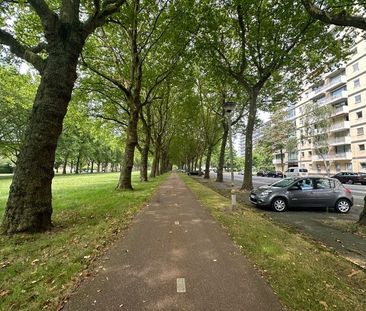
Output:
324,75,347,92
332,105,349,117
330,121,350,132
329,136,351,146
324,90,348,105
312,152,352,161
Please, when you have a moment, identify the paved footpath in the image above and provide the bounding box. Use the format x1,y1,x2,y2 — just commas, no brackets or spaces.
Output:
62,173,282,311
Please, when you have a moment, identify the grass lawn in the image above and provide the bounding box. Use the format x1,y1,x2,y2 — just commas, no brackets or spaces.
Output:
181,175,366,311
0,172,168,311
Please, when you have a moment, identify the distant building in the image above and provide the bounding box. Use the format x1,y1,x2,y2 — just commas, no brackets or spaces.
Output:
272,37,366,174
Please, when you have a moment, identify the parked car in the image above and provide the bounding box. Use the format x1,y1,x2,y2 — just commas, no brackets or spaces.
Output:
187,170,204,176
256,170,268,177
266,171,283,178
237,170,244,175
284,167,308,178
331,172,366,185
249,176,353,213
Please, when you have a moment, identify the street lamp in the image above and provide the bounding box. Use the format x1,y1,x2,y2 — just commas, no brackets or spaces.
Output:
223,101,237,211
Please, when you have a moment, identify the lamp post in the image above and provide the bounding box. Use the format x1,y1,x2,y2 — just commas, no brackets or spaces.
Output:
223,101,237,211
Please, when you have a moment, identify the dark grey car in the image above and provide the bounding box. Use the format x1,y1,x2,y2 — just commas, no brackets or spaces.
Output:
249,176,353,213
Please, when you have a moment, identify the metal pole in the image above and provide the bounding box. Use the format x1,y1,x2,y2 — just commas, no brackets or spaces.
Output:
228,112,236,211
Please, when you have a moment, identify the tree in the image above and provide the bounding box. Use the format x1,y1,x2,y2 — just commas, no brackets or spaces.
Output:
81,0,196,190
261,109,297,173
201,0,349,190
0,66,36,163
303,102,332,176
302,0,366,30
1,0,127,233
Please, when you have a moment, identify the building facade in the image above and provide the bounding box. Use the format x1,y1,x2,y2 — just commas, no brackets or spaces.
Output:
273,38,366,174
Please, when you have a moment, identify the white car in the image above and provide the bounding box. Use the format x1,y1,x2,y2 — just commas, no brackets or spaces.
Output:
284,167,308,178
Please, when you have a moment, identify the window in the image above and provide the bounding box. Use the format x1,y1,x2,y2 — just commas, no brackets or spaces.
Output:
308,151,312,156
301,152,305,157
355,94,362,103
361,163,366,169
353,62,359,72
354,79,360,88
357,127,364,136
357,111,363,119
315,178,331,189
347,163,353,171
336,164,341,172
360,144,365,151
295,178,313,190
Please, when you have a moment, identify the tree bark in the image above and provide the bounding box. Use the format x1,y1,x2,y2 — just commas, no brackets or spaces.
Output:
359,196,366,225
2,46,82,233
204,146,213,179
117,108,139,190
241,89,258,191
216,122,229,182
62,155,68,175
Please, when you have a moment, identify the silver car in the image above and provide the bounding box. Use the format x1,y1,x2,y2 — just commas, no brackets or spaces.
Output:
249,176,353,213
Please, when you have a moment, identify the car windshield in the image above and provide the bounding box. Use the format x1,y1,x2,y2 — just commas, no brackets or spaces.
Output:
271,178,295,188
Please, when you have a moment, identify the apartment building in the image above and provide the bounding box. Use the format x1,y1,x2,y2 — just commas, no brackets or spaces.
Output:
273,37,366,174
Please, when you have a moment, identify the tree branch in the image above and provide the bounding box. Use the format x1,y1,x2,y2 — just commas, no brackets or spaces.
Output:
302,0,366,30
0,29,46,73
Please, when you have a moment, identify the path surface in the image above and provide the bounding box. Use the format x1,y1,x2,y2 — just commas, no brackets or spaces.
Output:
62,173,282,311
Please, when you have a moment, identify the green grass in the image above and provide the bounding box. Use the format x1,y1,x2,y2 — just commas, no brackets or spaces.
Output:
181,175,366,311
0,172,168,311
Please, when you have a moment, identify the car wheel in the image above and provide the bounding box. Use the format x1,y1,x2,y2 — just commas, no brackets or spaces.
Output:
347,179,354,184
271,197,287,212
361,182,366,185
335,199,351,213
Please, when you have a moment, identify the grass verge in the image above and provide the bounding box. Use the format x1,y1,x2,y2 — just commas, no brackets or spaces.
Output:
0,172,168,311
321,219,366,238
181,174,366,311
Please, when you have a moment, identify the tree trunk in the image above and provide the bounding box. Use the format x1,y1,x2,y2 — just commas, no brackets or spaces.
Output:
150,154,158,178
91,160,94,173
359,196,366,225
117,108,139,190
241,89,258,191
1,46,82,233
75,152,81,174
204,146,213,179
97,162,101,173
62,155,68,175
140,145,149,181
216,123,229,182
280,149,284,173
70,161,74,174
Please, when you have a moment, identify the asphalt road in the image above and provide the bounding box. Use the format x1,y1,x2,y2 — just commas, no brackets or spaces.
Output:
63,173,282,311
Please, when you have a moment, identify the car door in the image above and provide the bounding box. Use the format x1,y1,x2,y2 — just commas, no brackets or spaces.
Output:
312,178,334,207
286,178,315,207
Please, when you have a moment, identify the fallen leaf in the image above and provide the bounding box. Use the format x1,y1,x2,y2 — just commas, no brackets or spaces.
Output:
348,269,361,278
319,301,328,309
0,290,11,297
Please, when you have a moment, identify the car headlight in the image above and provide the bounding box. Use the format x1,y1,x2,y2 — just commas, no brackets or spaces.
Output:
258,190,272,198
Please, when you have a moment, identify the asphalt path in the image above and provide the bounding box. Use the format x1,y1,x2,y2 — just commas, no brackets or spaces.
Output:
63,173,282,311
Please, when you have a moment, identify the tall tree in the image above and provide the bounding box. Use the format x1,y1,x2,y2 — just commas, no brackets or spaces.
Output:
261,109,297,173
81,0,196,190
202,0,349,190
1,0,127,233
